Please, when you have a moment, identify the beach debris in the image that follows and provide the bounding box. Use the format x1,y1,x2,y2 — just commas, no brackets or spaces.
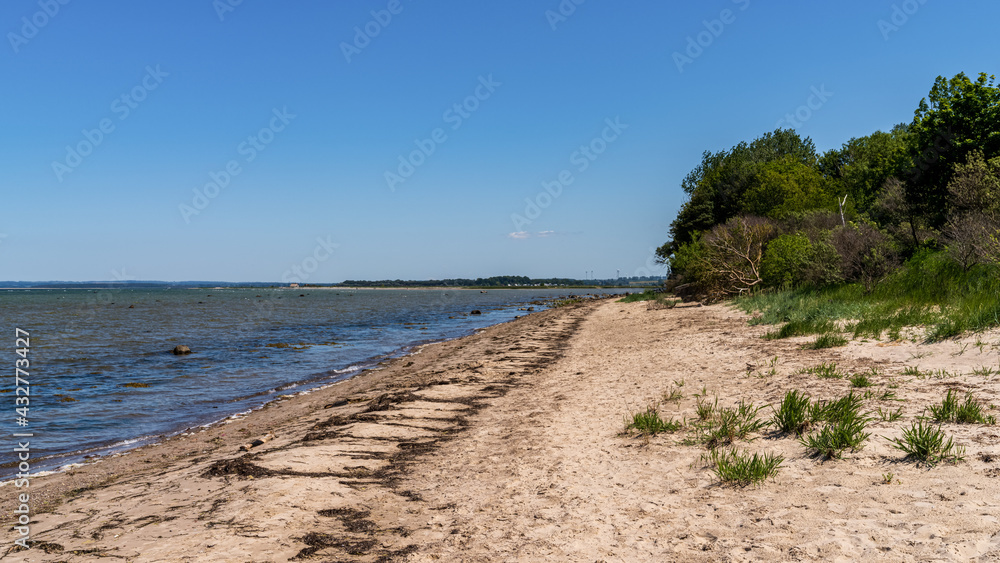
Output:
323,399,350,409
239,431,276,452
470,310,482,315
172,345,192,355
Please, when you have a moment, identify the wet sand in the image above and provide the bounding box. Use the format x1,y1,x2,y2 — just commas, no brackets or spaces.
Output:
5,297,1000,561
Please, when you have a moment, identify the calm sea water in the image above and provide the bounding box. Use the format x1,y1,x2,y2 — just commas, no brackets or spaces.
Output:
0,287,624,477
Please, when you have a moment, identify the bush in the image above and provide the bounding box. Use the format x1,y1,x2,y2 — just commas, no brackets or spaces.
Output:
761,234,813,287
832,223,899,292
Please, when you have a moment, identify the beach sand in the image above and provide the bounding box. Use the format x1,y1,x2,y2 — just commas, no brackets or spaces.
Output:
5,298,1000,561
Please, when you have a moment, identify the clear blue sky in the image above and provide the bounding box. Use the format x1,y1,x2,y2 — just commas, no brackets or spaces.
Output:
2,0,997,282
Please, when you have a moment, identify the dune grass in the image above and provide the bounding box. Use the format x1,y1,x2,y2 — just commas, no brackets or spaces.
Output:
618,290,659,303
624,406,682,435
888,421,965,465
928,390,996,425
704,448,784,487
737,250,1000,343
799,392,871,459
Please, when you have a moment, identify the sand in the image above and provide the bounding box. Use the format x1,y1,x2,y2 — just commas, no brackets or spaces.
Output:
5,297,1000,562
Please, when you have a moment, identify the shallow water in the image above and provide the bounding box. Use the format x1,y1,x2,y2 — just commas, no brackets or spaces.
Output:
0,287,623,476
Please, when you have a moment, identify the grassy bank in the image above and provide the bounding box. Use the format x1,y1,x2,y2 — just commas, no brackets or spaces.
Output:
735,250,1000,343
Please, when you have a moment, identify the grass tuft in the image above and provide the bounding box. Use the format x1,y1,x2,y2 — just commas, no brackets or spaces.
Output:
800,392,870,459
928,390,996,424
805,334,849,349
876,406,903,422
849,370,875,388
887,421,965,465
624,406,682,435
704,448,783,487
770,390,813,435
700,400,767,449
801,362,843,379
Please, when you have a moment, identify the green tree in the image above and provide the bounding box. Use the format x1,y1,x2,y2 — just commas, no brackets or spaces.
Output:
819,125,913,217
907,73,1000,227
742,157,830,219
660,129,817,259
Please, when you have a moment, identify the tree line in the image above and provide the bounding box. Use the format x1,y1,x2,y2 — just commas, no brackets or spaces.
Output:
658,72,1000,301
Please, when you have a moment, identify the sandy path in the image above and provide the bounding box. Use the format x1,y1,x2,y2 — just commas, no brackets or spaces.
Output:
398,300,1000,562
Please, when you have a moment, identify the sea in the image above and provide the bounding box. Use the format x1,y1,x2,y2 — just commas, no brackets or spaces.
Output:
0,286,627,478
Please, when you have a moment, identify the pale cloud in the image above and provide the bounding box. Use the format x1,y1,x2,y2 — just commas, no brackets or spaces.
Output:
507,230,570,240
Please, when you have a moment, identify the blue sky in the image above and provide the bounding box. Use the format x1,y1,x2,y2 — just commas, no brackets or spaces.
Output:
2,0,997,282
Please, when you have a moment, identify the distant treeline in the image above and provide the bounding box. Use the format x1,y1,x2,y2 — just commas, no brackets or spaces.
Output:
658,72,1000,302
333,275,664,288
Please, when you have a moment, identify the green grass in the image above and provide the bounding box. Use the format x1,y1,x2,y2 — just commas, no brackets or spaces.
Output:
801,362,844,379
805,334,849,349
695,396,717,421
763,317,837,340
876,406,903,422
849,369,875,388
770,390,813,435
618,290,659,303
928,390,997,424
799,392,871,459
888,421,965,465
735,250,1000,343
624,407,682,435
704,448,784,487
700,400,767,449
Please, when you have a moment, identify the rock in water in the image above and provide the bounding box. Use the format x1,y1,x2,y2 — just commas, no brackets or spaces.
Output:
172,345,192,355
470,310,482,315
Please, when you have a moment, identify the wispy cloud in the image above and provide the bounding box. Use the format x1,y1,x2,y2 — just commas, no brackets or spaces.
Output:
507,230,565,239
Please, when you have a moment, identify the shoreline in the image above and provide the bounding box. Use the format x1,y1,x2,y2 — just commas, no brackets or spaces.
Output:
3,298,599,560
0,304,545,484
9,296,1000,561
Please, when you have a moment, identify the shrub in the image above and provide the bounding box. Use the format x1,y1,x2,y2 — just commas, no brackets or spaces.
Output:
831,223,899,292
761,234,814,288
699,216,777,299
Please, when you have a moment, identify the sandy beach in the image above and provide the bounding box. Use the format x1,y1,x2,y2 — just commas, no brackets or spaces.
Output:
6,297,1000,562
